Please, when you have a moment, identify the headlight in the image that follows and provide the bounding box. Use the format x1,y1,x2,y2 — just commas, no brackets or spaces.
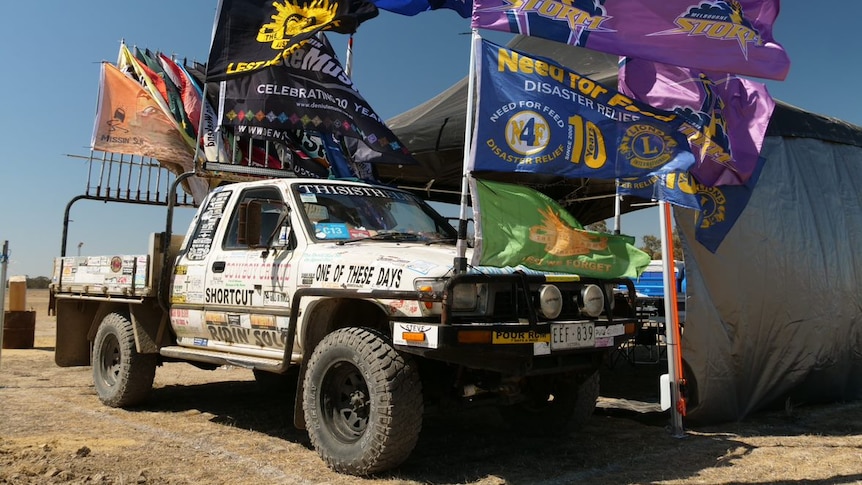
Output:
414,278,487,312
537,284,563,319
451,283,479,311
451,283,488,312
578,284,605,317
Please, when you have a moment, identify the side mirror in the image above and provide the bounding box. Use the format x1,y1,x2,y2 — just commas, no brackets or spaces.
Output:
237,200,263,247
238,200,289,249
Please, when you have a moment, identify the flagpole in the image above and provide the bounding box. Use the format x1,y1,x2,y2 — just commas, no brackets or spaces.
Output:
188,64,208,169
659,200,685,437
345,35,354,78
613,180,622,235
454,30,480,274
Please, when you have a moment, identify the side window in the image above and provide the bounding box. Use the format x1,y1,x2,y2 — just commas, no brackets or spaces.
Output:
186,190,232,261
223,187,291,250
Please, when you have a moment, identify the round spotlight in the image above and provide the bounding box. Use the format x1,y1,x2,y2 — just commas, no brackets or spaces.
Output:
538,284,563,319
579,284,605,317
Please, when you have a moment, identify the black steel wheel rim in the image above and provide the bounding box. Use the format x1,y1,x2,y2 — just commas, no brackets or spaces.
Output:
320,360,370,443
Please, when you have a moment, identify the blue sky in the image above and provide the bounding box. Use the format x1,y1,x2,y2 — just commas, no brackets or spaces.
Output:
0,1,859,278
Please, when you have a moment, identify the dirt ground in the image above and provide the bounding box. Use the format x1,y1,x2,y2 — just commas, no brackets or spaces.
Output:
2,290,862,485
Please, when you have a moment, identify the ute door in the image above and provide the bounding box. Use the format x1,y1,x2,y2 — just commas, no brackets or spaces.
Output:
174,185,296,357
201,185,296,357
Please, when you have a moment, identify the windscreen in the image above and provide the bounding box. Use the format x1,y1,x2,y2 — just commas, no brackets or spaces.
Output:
294,183,458,243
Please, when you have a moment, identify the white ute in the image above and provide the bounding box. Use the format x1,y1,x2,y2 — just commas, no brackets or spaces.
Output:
52,177,640,475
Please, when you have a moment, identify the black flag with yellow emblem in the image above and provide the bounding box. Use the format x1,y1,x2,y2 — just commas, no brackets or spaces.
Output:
218,34,416,165
207,0,378,81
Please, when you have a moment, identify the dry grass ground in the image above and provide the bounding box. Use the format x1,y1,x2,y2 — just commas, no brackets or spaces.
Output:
2,289,862,484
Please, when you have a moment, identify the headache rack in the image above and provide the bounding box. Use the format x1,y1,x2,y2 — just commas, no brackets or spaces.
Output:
60,151,197,257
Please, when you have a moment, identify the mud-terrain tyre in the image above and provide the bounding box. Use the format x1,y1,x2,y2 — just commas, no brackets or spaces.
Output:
92,312,157,408
499,370,600,434
303,327,423,475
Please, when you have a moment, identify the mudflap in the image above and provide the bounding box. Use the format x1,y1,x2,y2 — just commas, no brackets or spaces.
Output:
55,299,95,367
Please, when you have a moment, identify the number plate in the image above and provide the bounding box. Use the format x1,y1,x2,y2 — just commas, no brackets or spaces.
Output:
550,322,595,350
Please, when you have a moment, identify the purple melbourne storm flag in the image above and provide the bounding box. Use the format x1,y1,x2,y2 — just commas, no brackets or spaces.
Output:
619,57,775,186
472,0,789,81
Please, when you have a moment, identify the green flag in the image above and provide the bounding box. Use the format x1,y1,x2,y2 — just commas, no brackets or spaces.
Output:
471,179,650,279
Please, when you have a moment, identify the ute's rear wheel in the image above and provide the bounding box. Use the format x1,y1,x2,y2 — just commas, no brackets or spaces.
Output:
499,370,600,434
92,312,157,407
303,327,423,475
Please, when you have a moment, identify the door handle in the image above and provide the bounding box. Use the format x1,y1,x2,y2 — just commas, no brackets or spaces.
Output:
212,261,226,273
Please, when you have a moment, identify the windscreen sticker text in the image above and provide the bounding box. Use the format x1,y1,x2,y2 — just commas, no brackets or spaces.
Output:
297,184,412,202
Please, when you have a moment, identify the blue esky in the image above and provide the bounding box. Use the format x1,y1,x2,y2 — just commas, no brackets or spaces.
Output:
0,1,859,278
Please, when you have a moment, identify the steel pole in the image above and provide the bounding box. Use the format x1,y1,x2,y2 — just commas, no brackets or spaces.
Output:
454,30,480,274
659,202,685,436
0,241,9,365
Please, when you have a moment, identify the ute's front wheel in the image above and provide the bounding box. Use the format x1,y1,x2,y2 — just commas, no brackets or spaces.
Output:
303,327,423,475
92,312,157,407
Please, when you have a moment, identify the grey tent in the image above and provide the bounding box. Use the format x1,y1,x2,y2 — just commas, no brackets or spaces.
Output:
377,36,862,423
677,107,862,422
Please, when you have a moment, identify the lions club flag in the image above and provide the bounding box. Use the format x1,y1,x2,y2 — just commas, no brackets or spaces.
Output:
619,57,775,187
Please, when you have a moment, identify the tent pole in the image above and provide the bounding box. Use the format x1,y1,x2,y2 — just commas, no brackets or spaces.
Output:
454,30,480,274
659,200,686,436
